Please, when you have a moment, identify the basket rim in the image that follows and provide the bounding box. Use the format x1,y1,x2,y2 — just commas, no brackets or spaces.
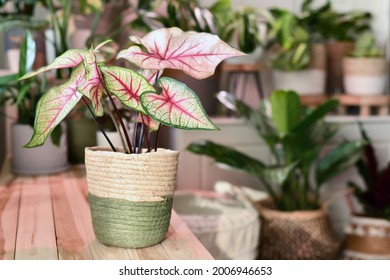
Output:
85,146,179,159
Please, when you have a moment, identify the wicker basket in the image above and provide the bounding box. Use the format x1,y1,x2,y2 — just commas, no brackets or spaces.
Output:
85,147,179,248
258,206,341,260
343,215,390,260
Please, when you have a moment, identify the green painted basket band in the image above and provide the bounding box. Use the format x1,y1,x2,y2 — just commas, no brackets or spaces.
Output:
89,193,173,248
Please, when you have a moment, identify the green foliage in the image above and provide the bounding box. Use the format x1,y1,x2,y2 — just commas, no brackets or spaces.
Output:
266,8,310,71
188,90,365,211
265,0,372,70
348,124,390,220
0,31,41,126
350,31,383,58
300,0,372,42
133,0,264,54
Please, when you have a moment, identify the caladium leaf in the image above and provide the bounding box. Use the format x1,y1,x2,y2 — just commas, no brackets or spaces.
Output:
77,52,104,116
140,77,218,130
100,66,156,114
25,64,85,147
118,27,244,79
19,49,87,80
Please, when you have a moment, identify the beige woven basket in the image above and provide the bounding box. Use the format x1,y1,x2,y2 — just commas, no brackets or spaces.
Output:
258,206,341,260
85,147,179,248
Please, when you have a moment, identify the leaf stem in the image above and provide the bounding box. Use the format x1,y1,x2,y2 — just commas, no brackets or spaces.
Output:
154,123,161,152
98,69,133,153
133,111,139,154
140,114,151,152
82,96,116,152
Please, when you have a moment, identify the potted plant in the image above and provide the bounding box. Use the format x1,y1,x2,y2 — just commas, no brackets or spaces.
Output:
301,0,372,93
187,90,365,259
0,31,69,174
20,27,243,248
265,8,326,95
344,123,390,259
342,31,386,96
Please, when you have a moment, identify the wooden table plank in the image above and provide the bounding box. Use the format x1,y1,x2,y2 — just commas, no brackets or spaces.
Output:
0,178,21,260
67,171,131,260
50,173,93,260
135,244,171,260
0,163,213,260
161,211,214,260
15,176,58,260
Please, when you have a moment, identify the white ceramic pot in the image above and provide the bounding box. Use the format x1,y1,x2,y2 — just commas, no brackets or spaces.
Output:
11,123,69,175
342,57,387,95
272,69,326,95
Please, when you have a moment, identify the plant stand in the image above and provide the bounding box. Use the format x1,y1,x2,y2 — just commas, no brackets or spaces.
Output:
335,94,390,116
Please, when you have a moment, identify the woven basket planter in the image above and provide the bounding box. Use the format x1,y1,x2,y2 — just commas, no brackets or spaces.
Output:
258,206,340,260
85,147,179,248
343,215,390,260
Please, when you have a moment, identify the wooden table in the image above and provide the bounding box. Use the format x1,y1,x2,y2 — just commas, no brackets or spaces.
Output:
0,161,213,260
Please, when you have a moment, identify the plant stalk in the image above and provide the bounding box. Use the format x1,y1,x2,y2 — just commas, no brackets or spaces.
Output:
82,96,116,152
98,69,133,153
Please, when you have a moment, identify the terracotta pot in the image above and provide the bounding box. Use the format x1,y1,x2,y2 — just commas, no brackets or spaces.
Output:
342,57,387,95
343,215,390,260
325,41,354,94
258,206,341,259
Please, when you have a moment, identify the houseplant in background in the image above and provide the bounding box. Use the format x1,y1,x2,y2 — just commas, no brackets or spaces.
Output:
344,123,390,259
342,31,387,96
301,0,372,94
20,27,244,248
188,90,365,259
0,31,68,174
265,7,326,96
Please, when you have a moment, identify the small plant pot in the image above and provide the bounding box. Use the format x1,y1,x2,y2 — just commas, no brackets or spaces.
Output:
11,123,69,175
258,206,340,259
85,147,179,248
272,69,326,95
342,57,387,95
343,215,390,260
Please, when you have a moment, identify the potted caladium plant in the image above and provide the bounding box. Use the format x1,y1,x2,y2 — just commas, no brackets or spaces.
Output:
20,27,244,248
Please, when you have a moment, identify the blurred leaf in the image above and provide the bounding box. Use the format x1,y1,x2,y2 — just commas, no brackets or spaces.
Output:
293,99,339,134
270,90,301,136
50,123,62,146
187,140,266,178
18,31,36,77
316,140,365,187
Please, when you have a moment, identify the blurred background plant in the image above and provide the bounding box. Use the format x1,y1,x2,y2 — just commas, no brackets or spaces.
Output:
188,90,364,211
